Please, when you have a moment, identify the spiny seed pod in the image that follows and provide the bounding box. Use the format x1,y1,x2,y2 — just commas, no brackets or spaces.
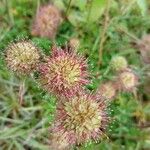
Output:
97,81,117,100
137,35,150,64
50,132,71,150
118,69,138,91
5,40,40,75
52,92,109,145
39,46,89,98
69,38,80,50
31,4,62,39
110,56,128,72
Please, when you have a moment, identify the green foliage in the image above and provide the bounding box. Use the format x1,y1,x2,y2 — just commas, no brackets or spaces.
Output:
67,0,107,26
87,0,106,22
0,0,150,150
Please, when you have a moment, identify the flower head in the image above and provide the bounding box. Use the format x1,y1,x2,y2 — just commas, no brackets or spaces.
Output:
97,81,117,100
5,40,40,75
39,46,89,97
118,69,138,91
31,4,62,39
52,92,109,145
110,56,128,72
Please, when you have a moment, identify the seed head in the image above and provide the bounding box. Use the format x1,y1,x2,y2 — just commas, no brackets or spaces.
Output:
118,70,138,91
5,40,40,75
52,92,109,145
97,82,117,100
39,47,89,98
31,4,62,39
110,56,128,72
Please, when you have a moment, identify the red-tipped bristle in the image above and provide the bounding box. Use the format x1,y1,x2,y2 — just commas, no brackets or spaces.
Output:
51,92,110,145
38,47,89,98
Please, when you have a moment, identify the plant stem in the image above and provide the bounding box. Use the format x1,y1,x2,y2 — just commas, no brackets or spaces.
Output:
98,0,110,66
66,0,72,16
36,0,40,13
5,0,14,26
86,0,93,23
18,78,25,105
117,27,140,43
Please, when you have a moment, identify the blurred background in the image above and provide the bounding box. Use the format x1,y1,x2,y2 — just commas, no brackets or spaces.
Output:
0,0,150,149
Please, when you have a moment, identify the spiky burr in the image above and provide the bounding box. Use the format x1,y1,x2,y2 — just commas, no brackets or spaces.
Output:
39,46,89,98
31,4,62,39
5,39,40,75
118,69,138,91
110,56,128,72
51,92,110,146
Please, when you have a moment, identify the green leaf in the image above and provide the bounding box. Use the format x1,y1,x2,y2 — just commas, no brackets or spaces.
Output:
137,0,147,16
88,0,107,22
74,0,87,11
68,10,86,26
